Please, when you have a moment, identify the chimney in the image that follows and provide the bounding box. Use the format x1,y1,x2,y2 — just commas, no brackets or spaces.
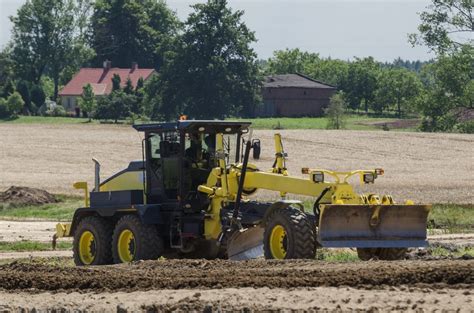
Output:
131,62,138,71
103,60,112,70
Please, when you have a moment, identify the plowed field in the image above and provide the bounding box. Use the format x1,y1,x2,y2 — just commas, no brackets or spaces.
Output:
0,259,472,311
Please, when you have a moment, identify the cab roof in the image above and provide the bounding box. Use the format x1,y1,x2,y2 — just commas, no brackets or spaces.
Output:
133,120,251,133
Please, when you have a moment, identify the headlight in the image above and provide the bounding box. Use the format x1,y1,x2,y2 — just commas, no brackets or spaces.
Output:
363,173,375,184
313,171,324,183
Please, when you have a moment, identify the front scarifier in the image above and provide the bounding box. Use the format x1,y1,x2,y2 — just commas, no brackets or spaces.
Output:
53,120,431,264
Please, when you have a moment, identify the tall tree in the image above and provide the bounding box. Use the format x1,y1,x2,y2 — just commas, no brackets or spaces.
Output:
30,85,46,110
340,57,379,112
124,78,134,94
0,46,15,88
78,83,96,121
90,0,180,69
265,49,320,75
417,45,474,131
2,80,15,99
409,0,473,53
15,80,31,113
111,74,121,92
162,0,261,119
325,92,347,129
10,0,92,100
375,68,422,117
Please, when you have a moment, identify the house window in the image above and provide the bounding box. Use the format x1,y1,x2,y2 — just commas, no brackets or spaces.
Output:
303,91,307,95
67,97,71,108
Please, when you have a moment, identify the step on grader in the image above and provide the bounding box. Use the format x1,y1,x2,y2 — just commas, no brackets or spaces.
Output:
55,120,431,265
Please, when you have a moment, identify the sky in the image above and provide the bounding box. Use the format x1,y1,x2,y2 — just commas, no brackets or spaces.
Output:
0,0,433,62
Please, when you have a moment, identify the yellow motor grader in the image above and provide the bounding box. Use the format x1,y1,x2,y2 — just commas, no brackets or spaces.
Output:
55,120,431,265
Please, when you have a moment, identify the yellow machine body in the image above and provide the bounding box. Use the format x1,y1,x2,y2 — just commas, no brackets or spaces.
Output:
57,124,431,262
198,132,431,251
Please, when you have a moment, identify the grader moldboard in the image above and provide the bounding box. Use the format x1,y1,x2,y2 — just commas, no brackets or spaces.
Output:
55,120,431,265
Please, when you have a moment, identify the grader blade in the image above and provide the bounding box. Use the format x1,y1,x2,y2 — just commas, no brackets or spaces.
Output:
318,204,431,248
227,226,264,260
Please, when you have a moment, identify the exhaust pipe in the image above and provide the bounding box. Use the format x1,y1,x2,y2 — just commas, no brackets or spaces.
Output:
92,158,100,192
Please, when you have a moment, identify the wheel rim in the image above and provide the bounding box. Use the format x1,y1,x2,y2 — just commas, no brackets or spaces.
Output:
79,230,96,265
269,225,287,259
118,229,135,262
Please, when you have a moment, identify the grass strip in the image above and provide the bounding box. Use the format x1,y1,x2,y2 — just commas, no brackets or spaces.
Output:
0,241,72,252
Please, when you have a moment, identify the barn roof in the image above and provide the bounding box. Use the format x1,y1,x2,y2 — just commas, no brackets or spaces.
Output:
59,66,155,96
263,73,336,89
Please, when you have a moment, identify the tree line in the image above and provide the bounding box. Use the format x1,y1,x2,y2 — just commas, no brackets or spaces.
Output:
0,0,472,132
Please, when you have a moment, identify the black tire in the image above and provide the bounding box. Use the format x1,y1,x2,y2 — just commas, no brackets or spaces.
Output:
264,207,316,259
378,248,407,260
73,216,113,266
357,248,407,261
112,215,163,263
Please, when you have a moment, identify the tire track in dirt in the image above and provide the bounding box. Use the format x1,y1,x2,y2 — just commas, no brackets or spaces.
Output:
0,259,472,292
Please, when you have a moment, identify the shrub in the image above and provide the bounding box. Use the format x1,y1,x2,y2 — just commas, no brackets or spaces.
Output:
7,92,25,117
457,121,474,134
0,98,9,118
30,84,46,110
45,105,67,117
325,92,347,129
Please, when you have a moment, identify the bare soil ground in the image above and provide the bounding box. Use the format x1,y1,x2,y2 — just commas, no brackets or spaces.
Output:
1,258,472,291
0,259,472,311
0,286,472,312
0,220,60,242
0,124,473,203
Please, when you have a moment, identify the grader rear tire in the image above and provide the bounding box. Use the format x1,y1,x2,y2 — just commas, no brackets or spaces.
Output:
357,248,407,261
112,215,163,263
73,216,113,266
264,207,316,259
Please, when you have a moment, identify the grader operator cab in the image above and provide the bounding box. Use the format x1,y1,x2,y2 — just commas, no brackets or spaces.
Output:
56,120,431,265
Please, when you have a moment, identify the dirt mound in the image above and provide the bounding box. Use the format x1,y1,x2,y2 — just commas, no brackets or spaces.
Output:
0,186,58,206
0,259,472,292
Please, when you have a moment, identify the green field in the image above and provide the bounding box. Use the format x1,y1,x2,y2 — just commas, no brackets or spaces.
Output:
0,115,418,131
231,116,416,131
427,204,474,233
0,116,93,124
0,195,82,221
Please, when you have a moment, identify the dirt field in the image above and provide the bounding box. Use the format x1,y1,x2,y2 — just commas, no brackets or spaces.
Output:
0,123,473,311
2,287,473,312
0,259,472,311
1,123,473,203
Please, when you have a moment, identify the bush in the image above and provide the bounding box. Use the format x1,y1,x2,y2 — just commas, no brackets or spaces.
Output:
30,84,46,110
457,121,474,134
95,96,112,120
325,92,347,129
45,105,67,117
0,98,9,118
7,92,25,117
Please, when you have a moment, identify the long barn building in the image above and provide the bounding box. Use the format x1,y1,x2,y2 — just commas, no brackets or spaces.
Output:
259,73,336,117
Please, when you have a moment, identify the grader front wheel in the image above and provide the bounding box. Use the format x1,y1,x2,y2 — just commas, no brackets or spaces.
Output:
264,207,316,259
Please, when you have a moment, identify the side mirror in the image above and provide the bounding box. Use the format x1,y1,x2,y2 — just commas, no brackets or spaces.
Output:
252,139,261,160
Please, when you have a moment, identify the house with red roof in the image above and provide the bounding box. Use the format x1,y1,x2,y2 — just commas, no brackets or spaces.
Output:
59,61,156,115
